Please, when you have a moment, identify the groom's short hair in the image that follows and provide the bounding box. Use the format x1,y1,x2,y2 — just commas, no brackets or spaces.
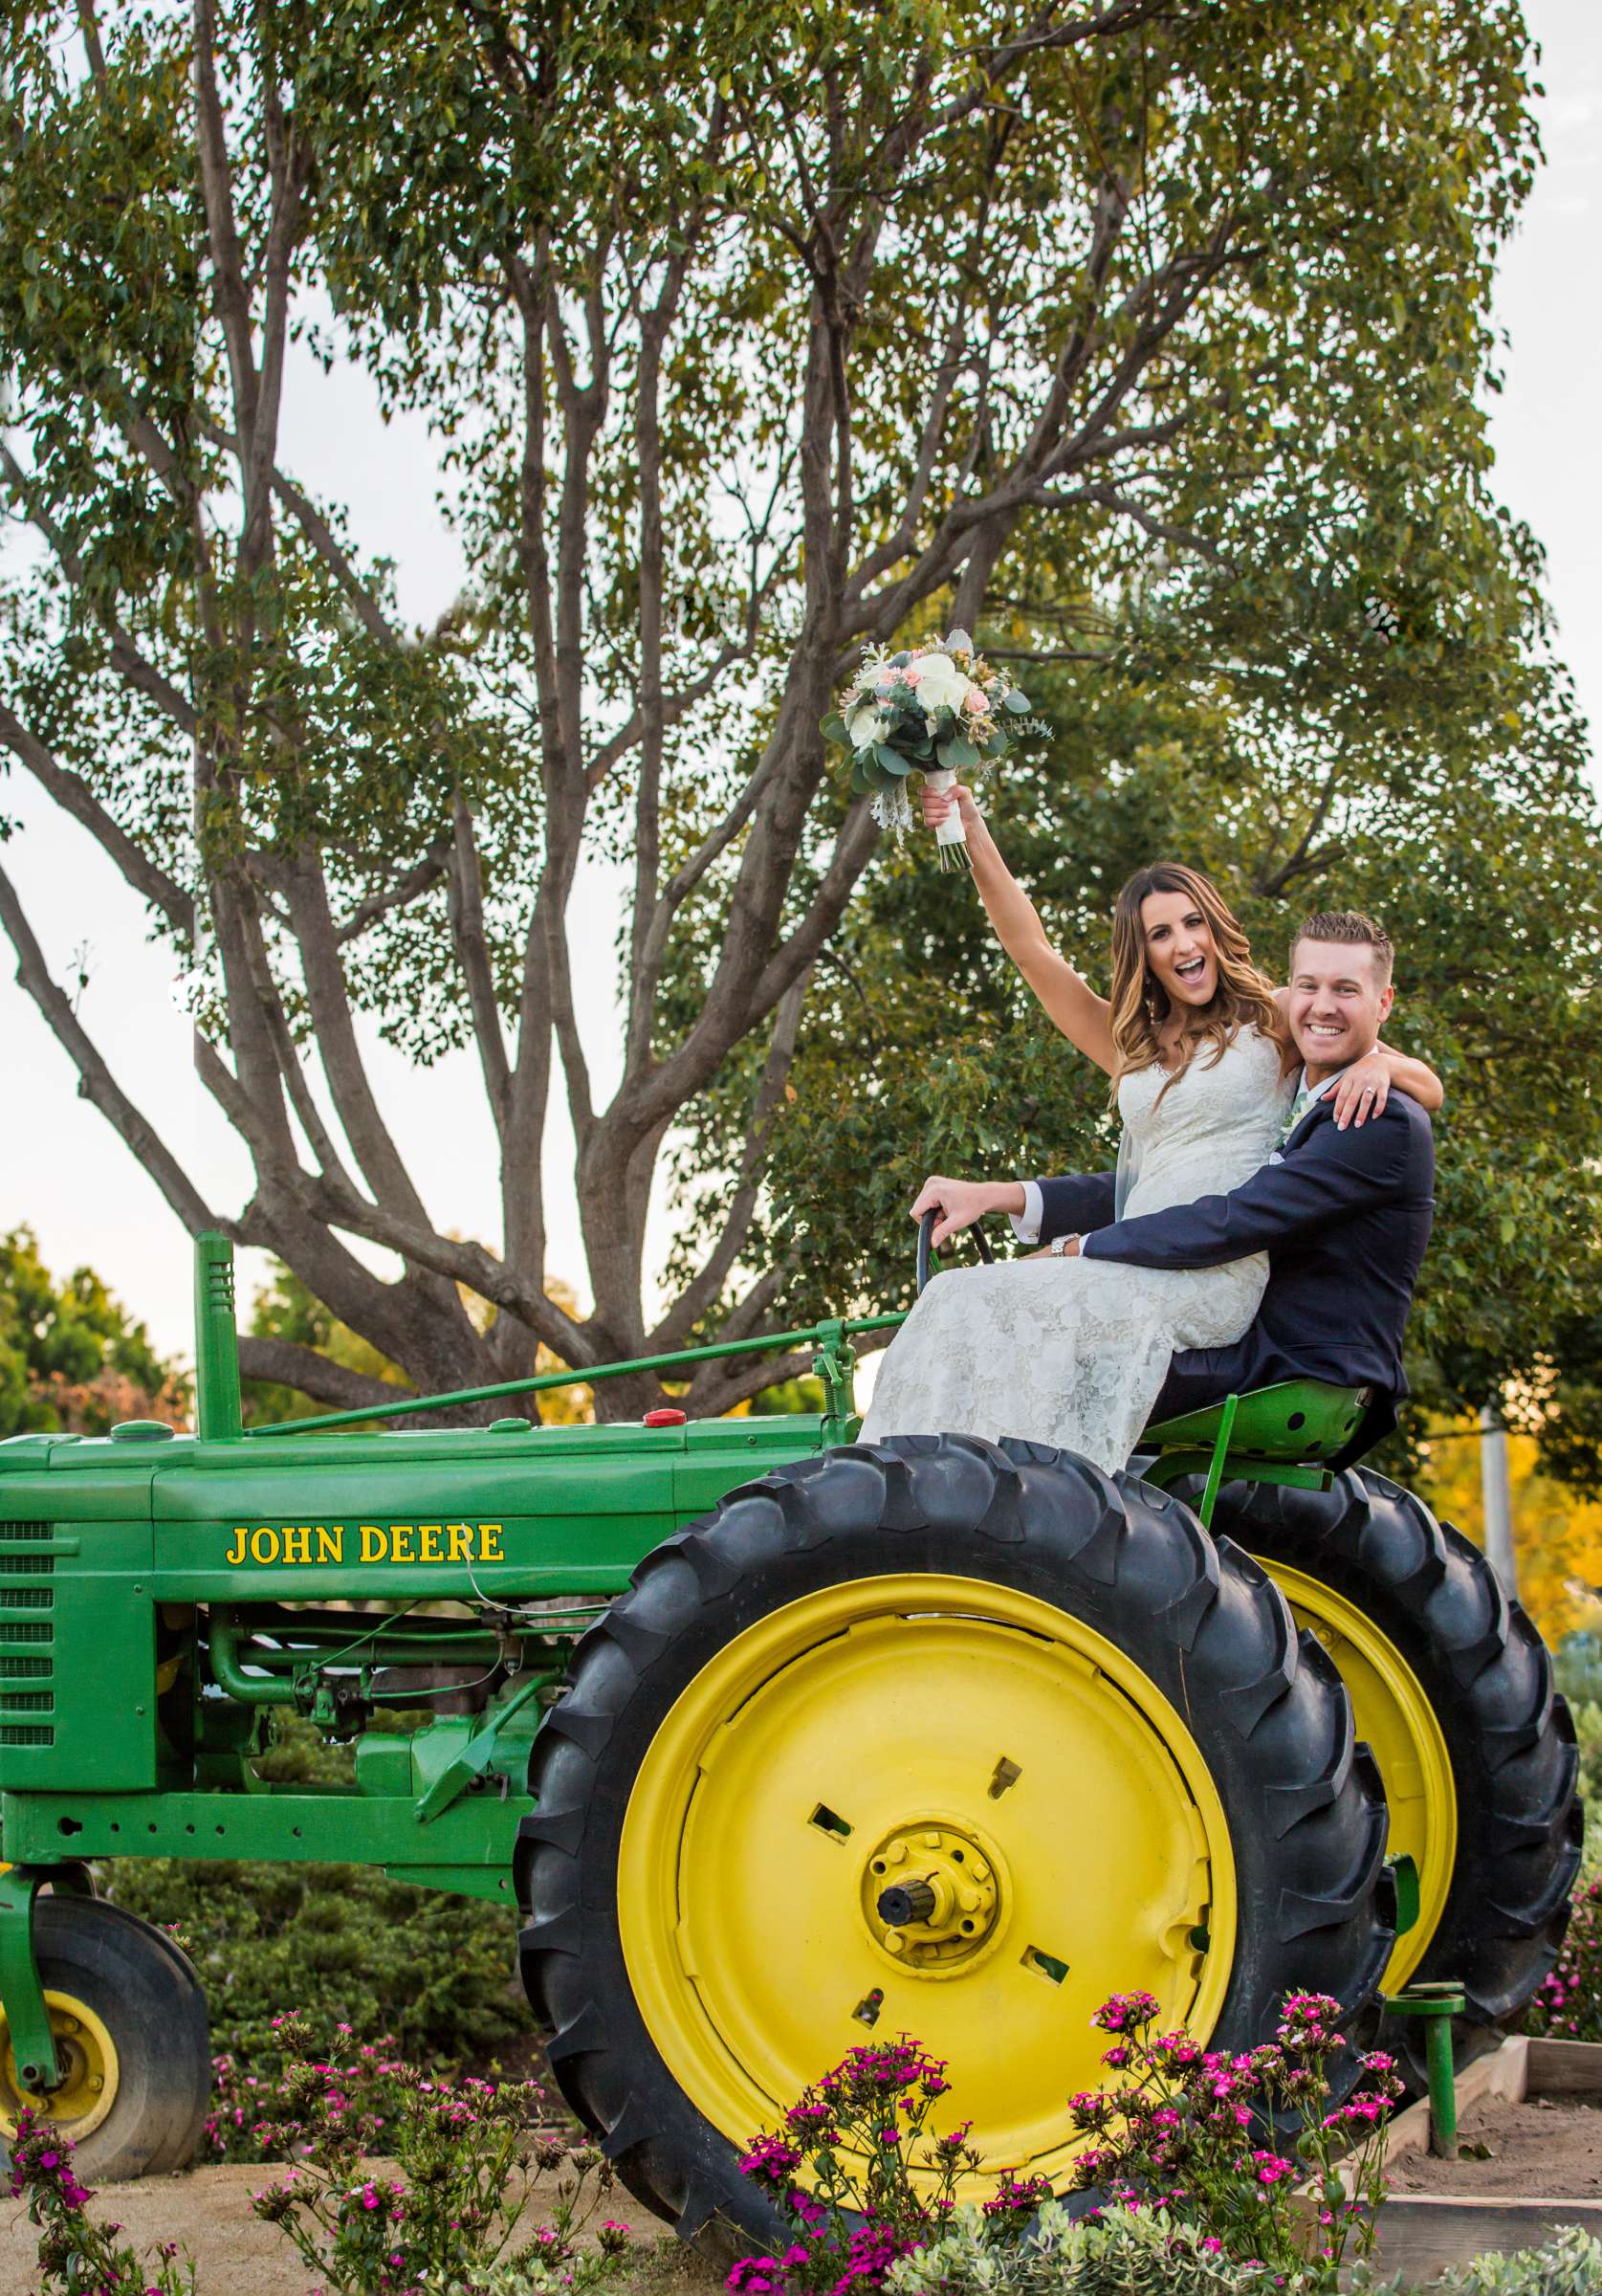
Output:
1292,910,1394,983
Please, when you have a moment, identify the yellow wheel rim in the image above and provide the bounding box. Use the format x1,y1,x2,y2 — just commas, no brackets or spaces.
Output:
618,1574,1238,2193
0,1991,120,2141
1262,1561,1457,1993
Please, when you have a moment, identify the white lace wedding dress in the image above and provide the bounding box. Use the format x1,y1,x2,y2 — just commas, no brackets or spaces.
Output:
860,1027,1294,1472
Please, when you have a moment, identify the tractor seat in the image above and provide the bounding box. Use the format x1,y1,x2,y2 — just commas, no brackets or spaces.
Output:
1138,1379,1372,1529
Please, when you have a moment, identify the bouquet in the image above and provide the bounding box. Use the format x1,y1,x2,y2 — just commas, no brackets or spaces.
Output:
823,629,1045,863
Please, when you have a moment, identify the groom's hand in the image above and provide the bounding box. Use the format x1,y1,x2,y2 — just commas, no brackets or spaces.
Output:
911,1175,1002,1248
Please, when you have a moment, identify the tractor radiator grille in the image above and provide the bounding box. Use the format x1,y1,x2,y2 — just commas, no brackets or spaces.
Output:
0,1521,55,1746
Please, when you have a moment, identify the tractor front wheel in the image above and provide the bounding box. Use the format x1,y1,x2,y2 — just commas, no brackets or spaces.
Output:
516,1435,1393,2251
0,1896,210,2179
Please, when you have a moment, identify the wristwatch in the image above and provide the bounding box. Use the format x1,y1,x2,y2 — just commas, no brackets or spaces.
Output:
1049,1233,1080,1258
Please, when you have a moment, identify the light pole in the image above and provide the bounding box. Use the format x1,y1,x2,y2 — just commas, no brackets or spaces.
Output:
1480,1402,1518,1599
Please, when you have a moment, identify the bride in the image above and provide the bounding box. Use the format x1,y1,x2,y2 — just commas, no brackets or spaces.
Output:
860,783,1443,1473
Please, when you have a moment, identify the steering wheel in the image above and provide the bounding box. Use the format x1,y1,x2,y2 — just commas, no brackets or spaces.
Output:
916,1207,996,1296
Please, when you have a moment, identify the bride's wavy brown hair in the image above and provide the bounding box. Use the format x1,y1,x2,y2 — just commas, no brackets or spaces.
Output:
1108,863,1284,1104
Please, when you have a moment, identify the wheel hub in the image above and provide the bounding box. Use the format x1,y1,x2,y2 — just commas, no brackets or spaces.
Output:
863,1821,1001,1972
0,1992,119,2141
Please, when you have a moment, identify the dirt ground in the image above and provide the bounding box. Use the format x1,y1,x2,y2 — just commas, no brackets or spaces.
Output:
1385,2095,1602,2197
11,2096,1600,2292
0,2163,727,2296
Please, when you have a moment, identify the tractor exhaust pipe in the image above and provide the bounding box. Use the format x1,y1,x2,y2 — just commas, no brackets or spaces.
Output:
193,1231,243,1444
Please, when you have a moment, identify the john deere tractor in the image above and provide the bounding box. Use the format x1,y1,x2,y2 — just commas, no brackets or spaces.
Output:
0,1233,1580,2247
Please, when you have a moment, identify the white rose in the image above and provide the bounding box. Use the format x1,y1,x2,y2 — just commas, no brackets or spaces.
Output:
846,699,887,748
910,652,970,715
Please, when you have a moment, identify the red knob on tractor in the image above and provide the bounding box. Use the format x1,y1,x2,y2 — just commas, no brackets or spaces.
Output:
643,1407,688,1426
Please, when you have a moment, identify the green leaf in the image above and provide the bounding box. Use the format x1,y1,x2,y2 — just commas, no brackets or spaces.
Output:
874,743,912,777
937,736,980,771
1002,690,1031,715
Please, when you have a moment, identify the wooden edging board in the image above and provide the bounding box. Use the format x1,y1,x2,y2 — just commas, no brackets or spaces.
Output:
1372,2198,1602,2283
1357,2034,1602,2283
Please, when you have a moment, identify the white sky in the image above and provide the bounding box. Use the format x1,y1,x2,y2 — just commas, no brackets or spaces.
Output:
2,0,1599,1363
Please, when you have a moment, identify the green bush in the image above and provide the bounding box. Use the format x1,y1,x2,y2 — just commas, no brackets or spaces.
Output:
889,2205,1293,2296
104,1721,531,2078
1525,1877,1602,2042
107,1856,528,2075
1554,1634,1602,1711
1571,1702,1602,1873
1424,2227,1602,2295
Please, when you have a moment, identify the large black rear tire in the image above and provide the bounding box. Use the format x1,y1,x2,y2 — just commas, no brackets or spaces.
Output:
1208,1467,1583,2079
516,1437,1393,2252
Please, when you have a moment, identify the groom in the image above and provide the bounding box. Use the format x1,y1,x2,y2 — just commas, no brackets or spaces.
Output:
915,911,1436,1469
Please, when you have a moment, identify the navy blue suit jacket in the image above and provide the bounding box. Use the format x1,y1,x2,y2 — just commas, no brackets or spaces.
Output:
1036,1090,1436,1467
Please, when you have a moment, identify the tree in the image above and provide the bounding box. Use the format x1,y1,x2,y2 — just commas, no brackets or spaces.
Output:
241,1261,594,1424
0,0,1574,1418
0,1225,187,1434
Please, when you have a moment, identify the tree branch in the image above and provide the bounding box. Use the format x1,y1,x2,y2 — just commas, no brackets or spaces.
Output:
0,858,219,1233
192,0,261,458
238,1335,417,1412
685,1346,815,1416
0,440,198,737
0,700,193,936
337,834,451,943
648,968,811,1351
447,794,512,1135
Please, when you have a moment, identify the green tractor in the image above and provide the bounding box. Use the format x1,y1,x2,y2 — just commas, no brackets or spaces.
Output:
0,1233,1580,2246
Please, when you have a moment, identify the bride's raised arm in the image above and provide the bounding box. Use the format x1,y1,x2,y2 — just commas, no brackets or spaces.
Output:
924,782,1118,1075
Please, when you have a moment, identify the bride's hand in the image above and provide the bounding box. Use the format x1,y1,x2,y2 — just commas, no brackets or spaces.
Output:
1332,1050,1392,1130
917,780,977,832
911,1174,993,1248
